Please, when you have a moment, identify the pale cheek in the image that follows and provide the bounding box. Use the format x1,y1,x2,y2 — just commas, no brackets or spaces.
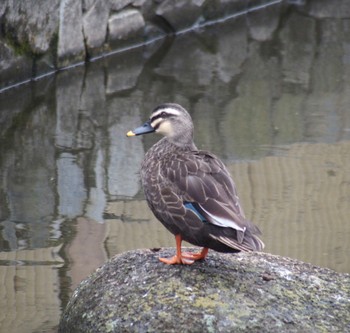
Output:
156,121,173,136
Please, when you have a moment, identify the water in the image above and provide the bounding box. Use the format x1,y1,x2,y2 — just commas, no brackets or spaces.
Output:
1,2,350,332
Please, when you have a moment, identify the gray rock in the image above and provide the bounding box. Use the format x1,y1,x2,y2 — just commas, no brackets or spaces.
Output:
204,0,248,21
109,0,134,11
83,0,109,55
0,40,33,89
0,0,290,89
82,0,97,12
155,0,206,31
59,249,350,333
33,52,56,79
57,0,86,67
108,9,145,41
132,0,146,7
0,0,60,55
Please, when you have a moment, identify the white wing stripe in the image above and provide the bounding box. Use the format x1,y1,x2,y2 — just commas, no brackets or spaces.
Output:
200,205,246,232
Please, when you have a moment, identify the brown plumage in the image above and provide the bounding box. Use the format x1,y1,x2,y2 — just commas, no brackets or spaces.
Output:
127,103,264,264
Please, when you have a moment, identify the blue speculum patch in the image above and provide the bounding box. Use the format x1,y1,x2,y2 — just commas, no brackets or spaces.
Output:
184,202,207,223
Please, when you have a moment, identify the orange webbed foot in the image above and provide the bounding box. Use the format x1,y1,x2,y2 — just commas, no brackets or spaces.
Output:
182,248,209,261
159,255,194,265
159,235,207,265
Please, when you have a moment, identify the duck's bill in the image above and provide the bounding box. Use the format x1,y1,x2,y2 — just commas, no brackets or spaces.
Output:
126,120,155,137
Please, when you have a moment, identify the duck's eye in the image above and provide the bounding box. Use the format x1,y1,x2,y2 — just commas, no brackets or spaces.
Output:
161,112,167,118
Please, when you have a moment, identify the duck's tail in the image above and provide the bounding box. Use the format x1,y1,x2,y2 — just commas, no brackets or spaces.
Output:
209,231,264,252
247,233,265,251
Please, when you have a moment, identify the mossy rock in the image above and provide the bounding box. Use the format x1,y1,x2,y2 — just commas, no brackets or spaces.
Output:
59,249,350,333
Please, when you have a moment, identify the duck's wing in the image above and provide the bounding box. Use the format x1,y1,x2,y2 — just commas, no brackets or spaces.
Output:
163,150,262,246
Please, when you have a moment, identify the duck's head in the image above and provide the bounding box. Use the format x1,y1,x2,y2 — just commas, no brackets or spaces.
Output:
127,103,195,147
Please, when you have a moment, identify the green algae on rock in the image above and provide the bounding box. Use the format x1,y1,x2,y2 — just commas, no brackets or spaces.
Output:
59,249,350,333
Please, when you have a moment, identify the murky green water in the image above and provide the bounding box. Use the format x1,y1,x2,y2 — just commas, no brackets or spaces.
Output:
1,2,350,332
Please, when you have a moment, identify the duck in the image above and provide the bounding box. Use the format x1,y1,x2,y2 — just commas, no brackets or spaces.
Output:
126,103,264,265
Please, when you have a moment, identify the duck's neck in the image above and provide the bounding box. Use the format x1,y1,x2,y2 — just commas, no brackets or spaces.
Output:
164,135,197,150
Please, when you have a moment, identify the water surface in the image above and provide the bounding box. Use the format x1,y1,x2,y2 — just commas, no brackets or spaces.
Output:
0,3,350,333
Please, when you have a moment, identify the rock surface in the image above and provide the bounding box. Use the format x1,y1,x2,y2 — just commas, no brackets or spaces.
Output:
83,0,109,55
1,0,350,90
59,249,350,333
58,0,86,67
108,9,145,42
0,0,284,90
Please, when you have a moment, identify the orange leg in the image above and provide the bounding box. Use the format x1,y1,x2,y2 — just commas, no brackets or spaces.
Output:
159,235,208,265
159,234,194,265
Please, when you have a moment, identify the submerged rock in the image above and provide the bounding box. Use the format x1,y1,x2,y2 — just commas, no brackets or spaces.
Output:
59,249,350,333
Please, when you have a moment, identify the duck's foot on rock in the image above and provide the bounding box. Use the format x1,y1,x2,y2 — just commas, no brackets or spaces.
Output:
159,255,194,265
159,248,209,264
182,247,209,261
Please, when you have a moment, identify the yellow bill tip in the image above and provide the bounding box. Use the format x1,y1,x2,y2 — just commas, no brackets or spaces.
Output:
126,130,136,137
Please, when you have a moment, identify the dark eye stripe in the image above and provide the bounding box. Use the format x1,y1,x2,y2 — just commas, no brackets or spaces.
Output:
151,112,168,122
151,106,182,125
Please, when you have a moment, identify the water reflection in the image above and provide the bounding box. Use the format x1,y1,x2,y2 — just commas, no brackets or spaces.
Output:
1,2,350,332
